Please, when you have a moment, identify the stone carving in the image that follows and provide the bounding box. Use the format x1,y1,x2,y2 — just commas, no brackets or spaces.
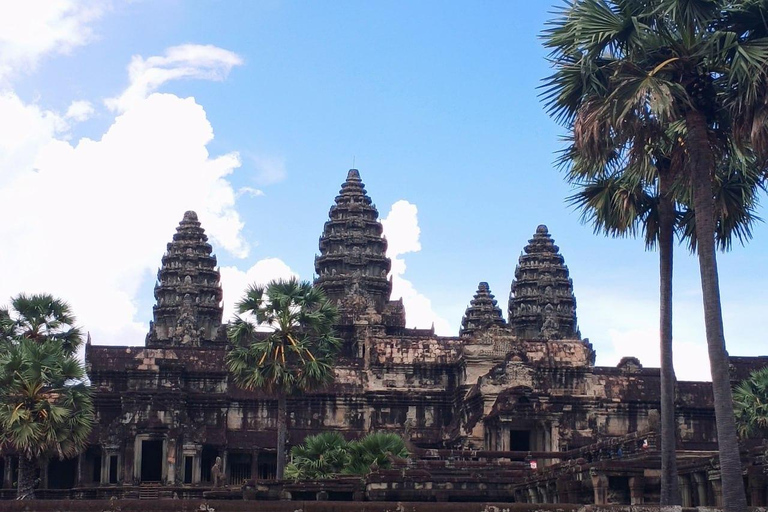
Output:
145,211,223,347
508,225,578,340
314,169,392,322
211,456,224,487
459,282,507,337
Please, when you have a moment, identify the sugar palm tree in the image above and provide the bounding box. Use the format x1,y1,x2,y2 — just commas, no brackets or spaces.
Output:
344,432,409,476
284,432,351,480
733,366,768,439
543,3,768,510
0,294,93,499
226,278,341,480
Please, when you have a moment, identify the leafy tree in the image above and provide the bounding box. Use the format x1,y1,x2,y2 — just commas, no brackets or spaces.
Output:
733,366,768,439
284,432,350,480
284,431,409,480
0,294,93,499
542,2,768,510
226,278,341,480
345,431,409,476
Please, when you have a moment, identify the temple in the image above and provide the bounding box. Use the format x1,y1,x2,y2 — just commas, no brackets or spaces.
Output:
2,169,766,505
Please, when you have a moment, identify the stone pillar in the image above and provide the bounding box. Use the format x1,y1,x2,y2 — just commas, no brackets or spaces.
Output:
679,475,693,507
591,470,609,505
629,475,645,505
250,450,259,482
708,470,722,508
124,440,134,485
166,437,177,485
556,477,569,503
527,487,539,504
76,453,85,488
221,449,228,486
693,472,708,506
40,460,49,489
748,469,766,506
3,457,13,489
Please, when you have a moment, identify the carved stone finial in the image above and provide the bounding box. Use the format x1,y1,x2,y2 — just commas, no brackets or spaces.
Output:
460,282,507,337
314,169,392,322
508,225,578,340
147,211,223,347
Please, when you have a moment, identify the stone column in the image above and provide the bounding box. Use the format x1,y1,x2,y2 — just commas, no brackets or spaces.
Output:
166,437,177,485
3,457,13,489
591,470,609,505
679,475,692,507
527,487,539,503
693,472,708,506
250,450,259,482
748,469,766,507
708,470,722,508
124,440,135,485
629,475,645,505
76,453,85,488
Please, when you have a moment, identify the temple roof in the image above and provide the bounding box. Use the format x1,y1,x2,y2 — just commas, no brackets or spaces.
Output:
146,211,224,347
459,282,507,337
314,169,392,321
508,225,578,340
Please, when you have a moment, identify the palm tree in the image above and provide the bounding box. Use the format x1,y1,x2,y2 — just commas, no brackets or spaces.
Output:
284,432,351,480
0,294,93,499
344,432,409,476
543,3,768,510
733,366,768,439
226,278,341,480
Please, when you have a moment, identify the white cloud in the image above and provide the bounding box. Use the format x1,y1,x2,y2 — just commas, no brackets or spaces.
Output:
251,155,287,185
381,200,452,335
578,288,712,381
106,44,244,113
0,0,104,83
0,66,249,346
65,100,95,121
219,258,297,321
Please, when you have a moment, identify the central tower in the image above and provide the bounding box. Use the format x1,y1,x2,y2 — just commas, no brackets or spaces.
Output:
314,169,392,322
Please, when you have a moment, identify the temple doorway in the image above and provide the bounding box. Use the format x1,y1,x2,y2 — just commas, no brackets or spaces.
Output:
510,430,531,451
200,445,218,483
140,440,163,482
257,452,276,480
47,457,78,489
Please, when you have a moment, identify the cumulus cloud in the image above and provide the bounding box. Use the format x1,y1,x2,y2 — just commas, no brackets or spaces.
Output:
219,258,298,321
381,200,452,335
251,155,287,186
0,0,104,83
0,42,251,346
106,44,244,113
65,100,95,121
578,288,712,381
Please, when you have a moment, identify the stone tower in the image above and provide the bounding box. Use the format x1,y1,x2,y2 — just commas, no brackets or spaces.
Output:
508,225,578,340
146,211,224,347
314,169,392,321
459,282,506,337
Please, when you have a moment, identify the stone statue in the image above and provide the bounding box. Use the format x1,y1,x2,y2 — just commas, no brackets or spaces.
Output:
211,456,224,487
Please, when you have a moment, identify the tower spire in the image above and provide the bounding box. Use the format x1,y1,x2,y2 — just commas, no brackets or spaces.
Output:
147,211,223,347
459,282,506,337
508,225,578,340
314,169,391,322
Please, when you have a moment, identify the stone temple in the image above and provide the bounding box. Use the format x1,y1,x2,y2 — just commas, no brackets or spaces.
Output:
3,169,766,505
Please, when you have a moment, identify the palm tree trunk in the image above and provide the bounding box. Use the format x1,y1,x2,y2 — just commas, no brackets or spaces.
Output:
658,169,681,505
686,109,747,512
276,392,287,480
16,455,37,500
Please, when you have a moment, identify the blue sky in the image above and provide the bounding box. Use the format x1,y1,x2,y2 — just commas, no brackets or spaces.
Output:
1,1,765,381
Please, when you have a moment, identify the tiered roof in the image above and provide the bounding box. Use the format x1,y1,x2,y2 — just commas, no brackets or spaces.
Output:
508,225,578,340
459,282,506,337
146,211,223,347
314,169,392,319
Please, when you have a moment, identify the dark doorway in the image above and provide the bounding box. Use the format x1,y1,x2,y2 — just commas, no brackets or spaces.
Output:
108,455,118,484
228,453,251,485
257,452,276,480
201,445,218,483
183,456,193,484
140,440,163,482
510,430,531,451
48,457,78,489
